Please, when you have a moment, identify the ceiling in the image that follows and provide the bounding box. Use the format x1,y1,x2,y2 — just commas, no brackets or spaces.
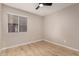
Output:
4,3,74,16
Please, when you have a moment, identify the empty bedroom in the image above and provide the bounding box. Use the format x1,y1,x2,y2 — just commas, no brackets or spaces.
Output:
0,3,79,56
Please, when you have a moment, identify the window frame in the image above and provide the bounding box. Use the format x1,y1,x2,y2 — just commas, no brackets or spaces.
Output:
8,13,27,33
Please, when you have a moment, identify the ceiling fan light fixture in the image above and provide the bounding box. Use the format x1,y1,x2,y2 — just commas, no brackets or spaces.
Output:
39,4,43,7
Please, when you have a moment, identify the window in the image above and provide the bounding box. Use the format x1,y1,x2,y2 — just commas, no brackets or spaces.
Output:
8,14,27,33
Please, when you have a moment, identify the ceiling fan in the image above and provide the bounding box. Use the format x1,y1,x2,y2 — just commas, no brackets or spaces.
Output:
36,3,52,10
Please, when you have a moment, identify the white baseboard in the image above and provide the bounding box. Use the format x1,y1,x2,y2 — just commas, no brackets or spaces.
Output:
44,39,79,52
1,39,79,52
0,39,43,51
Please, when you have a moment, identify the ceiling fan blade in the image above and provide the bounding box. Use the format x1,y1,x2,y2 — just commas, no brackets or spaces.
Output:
36,6,40,10
43,3,52,6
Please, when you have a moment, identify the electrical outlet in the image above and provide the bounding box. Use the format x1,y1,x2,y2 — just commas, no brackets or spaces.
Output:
63,40,66,42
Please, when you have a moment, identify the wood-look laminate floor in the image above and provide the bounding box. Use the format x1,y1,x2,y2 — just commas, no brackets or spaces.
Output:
0,41,79,56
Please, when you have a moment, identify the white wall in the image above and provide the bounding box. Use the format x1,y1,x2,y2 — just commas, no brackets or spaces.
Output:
1,4,43,48
0,4,2,49
44,4,79,50
0,4,1,49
